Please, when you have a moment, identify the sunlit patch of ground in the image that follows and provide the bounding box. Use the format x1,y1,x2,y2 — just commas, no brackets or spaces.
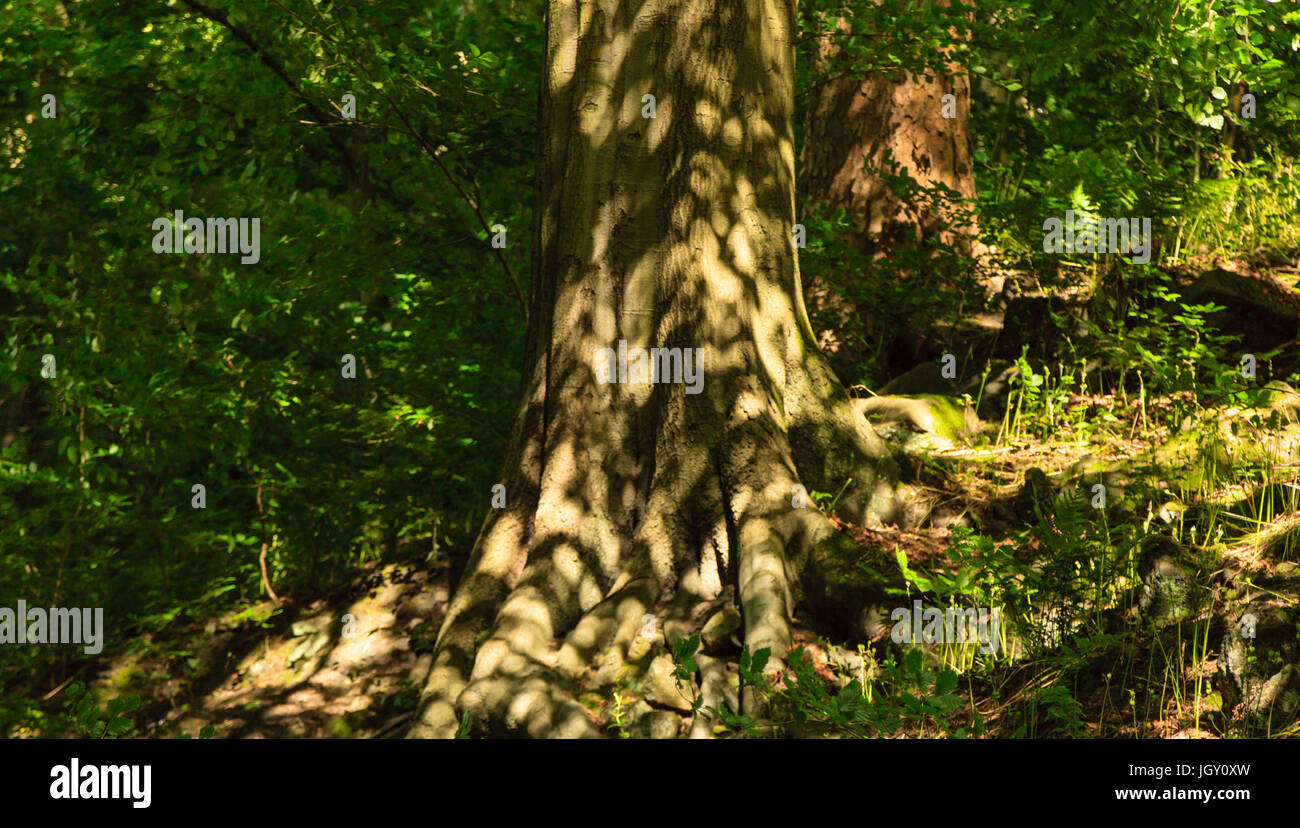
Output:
101,560,452,739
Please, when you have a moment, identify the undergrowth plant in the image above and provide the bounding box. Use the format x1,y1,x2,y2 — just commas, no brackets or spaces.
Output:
669,635,974,739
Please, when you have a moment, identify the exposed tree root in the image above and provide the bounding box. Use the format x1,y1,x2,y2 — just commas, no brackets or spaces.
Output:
411,400,891,738
408,0,914,739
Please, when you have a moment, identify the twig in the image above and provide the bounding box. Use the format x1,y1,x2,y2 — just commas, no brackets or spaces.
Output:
255,482,281,604
370,711,414,738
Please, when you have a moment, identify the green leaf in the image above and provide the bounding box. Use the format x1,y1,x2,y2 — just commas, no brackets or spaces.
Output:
107,717,134,736
454,713,471,739
895,546,934,592
935,670,959,696
904,647,923,675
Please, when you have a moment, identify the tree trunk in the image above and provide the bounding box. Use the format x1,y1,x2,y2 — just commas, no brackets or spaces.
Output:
800,1,978,375
410,0,907,739
1216,81,1250,179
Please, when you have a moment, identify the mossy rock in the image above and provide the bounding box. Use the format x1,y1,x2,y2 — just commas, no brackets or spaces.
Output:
1066,409,1300,504
1136,535,1203,626
636,654,694,712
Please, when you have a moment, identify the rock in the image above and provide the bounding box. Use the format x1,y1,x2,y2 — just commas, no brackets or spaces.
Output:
639,654,695,712
1066,412,1300,516
1217,604,1300,725
878,362,955,396
1255,380,1300,415
1137,536,1200,625
822,642,869,686
1183,268,1300,352
622,699,653,732
626,614,661,662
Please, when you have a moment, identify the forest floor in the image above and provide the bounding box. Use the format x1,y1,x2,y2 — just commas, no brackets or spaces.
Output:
20,398,1300,738
30,559,454,739
14,261,1300,739
44,390,1300,738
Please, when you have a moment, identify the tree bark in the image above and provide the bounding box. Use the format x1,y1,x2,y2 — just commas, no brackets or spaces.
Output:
800,1,978,374
410,0,906,739
1216,81,1250,179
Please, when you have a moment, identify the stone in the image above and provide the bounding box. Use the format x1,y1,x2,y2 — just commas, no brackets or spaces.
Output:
588,647,625,689
1255,380,1300,414
1183,267,1300,352
1137,535,1200,625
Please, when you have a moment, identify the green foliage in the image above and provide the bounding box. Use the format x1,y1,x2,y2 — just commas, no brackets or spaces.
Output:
1086,272,1248,425
1174,158,1300,262
0,0,541,727
178,724,216,740
2,0,1299,741
605,691,633,739
62,681,139,739
669,636,973,738
454,711,473,740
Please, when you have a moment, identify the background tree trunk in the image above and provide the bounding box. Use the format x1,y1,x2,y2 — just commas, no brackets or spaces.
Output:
410,0,908,739
800,0,978,377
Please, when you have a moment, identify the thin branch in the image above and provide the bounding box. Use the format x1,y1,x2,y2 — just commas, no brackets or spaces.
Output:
261,0,529,321
174,0,362,182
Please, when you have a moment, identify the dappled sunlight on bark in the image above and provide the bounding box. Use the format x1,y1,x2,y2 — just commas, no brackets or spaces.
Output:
410,0,908,738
